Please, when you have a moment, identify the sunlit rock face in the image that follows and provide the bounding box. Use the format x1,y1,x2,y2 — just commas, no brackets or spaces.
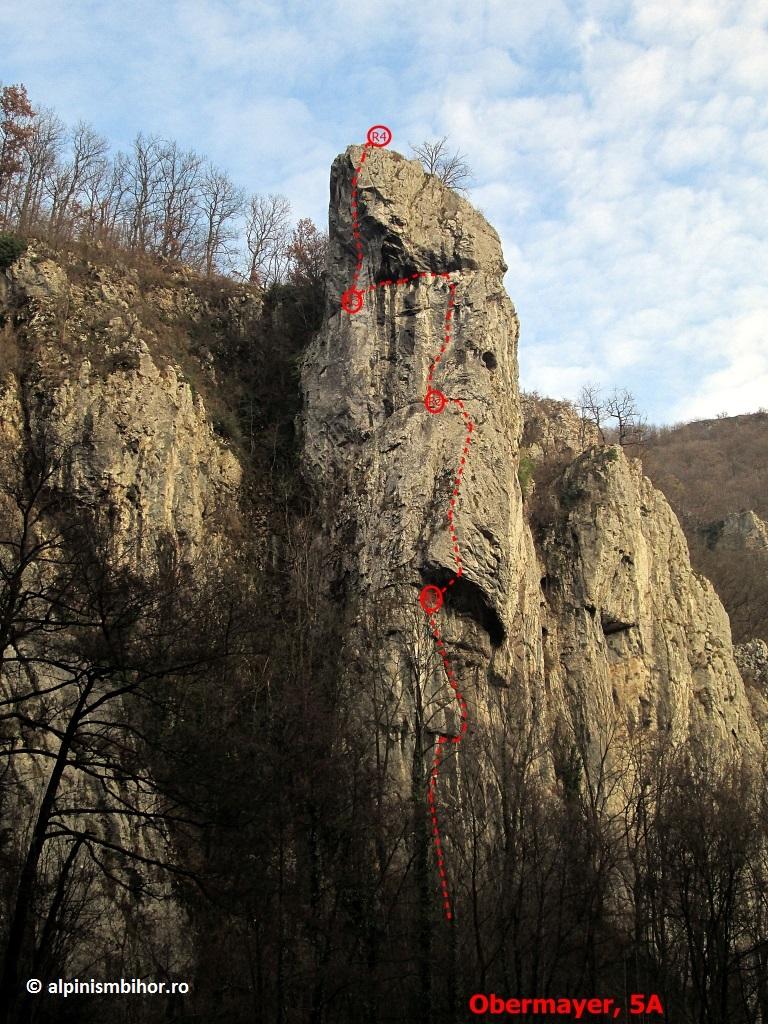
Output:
301,145,762,798
5,248,245,565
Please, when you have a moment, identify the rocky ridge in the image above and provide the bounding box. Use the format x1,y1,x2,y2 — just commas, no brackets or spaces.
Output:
301,145,762,801
1,244,254,563
735,639,768,744
708,508,768,552
1,145,765,994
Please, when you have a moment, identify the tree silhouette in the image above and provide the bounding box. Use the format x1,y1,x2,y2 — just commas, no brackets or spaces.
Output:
410,136,473,192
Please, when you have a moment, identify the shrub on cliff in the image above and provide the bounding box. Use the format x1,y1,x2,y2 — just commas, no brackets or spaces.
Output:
0,233,26,270
517,453,535,497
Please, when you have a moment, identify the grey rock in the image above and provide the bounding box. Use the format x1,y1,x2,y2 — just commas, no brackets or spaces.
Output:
301,145,763,794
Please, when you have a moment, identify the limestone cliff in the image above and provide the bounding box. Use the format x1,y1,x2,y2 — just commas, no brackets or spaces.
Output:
1,145,764,1004
301,145,762,795
537,445,758,747
716,510,768,552
302,146,545,794
735,639,768,745
2,244,250,564
1,145,765,1019
521,392,599,462
0,244,258,983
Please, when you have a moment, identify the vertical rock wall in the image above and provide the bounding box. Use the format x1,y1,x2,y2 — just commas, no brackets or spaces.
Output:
301,145,762,795
302,147,550,791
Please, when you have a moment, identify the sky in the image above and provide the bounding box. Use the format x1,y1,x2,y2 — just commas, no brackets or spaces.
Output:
2,0,767,424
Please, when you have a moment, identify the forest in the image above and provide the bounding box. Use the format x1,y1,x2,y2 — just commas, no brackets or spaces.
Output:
0,83,325,285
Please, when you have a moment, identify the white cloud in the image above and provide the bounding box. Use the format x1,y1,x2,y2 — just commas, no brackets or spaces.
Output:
2,0,767,422
421,1,768,421
673,311,768,419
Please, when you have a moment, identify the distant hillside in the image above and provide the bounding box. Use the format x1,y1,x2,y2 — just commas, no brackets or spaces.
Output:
640,412,768,526
640,412,768,644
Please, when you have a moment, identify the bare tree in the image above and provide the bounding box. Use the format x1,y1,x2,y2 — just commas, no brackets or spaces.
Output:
605,388,647,447
125,132,164,252
98,150,131,245
689,539,768,644
15,108,64,233
156,139,204,261
410,136,472,192
0,436,241,1021
199,163,244,276
0,84,36,228
578,384,606,444
78,149,129,244
245,193,291,286
578,384,647,448
47,121,109,238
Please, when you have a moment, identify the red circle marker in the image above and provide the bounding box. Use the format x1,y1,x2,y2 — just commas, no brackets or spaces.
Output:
419,585,444,615
341,288,364,314
367,124,392,148
424,388,446,414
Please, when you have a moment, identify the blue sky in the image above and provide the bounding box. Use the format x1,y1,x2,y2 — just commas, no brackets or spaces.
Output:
2,0,767,423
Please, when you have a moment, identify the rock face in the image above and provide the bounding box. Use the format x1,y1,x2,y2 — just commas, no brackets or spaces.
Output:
538,446,758,748
735,639,768,744
1,147,765,1006
302,146,545,788
708,509,768,553
3,246,249,563
301,146,762,794
1,245,257,982
521,393,598,462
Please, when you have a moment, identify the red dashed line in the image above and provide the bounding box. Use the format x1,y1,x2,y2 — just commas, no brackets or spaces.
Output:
426,614,469,744
349,144,371,292
421,293,473,923
366,270,454,295
427,736,450,914
342,132,474,924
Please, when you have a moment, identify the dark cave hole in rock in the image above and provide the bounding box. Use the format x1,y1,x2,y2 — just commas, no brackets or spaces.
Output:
481,350,497,371
400,324,416,354
488,669,509,688
374,233,410,282
602,615,636,635
372,226,467,287
420,565,505,647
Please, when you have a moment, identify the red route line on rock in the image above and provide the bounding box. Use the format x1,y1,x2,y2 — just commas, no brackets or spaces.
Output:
349,144,370,292
342,130,474,924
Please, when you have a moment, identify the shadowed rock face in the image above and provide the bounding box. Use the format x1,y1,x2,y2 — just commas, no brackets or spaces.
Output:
301,145,762,785
1,246,258,983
